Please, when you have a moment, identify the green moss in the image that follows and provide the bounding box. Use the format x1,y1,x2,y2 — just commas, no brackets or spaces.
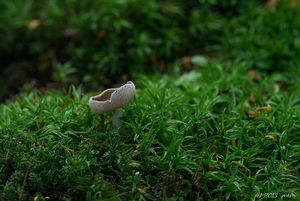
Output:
1,62,300,200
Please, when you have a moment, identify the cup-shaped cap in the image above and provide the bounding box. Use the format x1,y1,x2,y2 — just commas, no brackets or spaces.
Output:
89,81,136,114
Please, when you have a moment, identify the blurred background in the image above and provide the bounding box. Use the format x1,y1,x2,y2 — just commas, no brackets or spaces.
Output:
1,0,300,101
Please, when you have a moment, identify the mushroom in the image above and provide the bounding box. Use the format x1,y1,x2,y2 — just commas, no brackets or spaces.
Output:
88,81,136,130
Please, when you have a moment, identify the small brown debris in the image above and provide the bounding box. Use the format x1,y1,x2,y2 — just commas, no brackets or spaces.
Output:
255,105,272,112
245,110,256,118
248,69,261,81
97,30,107,38
265,134,277,142
265,0,278,10
137,187,148,194
290,0,299,7
135,144,141,151
266,0,298,10
244,101,251,108
250,94,257,103
27,19,41,29
237,160,242,167
232,138,237,146
180,56,193,71
104,118,111,126
262,95,269,101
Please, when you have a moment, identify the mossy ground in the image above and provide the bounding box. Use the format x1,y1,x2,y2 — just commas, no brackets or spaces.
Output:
1,61,300,200
2,1,300,200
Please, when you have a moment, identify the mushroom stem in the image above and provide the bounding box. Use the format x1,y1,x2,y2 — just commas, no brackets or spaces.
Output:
112,108,122,130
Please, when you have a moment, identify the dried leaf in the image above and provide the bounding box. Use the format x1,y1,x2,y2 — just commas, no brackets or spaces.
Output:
256,105,272,112
265,134,277,142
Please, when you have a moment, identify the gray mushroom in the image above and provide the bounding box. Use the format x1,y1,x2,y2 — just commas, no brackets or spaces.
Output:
89,81,136,129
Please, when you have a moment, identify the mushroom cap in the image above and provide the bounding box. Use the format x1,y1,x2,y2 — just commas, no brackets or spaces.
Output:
88,81,136,114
